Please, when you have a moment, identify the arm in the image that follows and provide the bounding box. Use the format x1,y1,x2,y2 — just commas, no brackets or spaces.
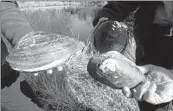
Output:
93,1,139,26
1,1,34,48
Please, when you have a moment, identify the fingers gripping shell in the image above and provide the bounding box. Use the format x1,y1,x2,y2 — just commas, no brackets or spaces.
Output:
6,32,85,72
87,51,145,89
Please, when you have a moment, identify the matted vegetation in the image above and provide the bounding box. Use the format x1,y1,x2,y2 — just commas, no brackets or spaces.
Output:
23,28,138,111
23,49,138,111
21,7,139,111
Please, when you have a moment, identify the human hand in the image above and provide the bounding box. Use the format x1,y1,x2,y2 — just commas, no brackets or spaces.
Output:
122,64,173,105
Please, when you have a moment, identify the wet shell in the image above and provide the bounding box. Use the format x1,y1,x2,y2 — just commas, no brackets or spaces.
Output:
87,51,145,89
93,20,129,53
6,32,85,72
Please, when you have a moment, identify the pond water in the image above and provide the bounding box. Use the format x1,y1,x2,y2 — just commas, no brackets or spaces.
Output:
21,6,101,44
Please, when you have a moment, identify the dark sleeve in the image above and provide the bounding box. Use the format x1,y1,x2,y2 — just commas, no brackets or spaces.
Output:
1,62,20,89
1,1,34,47
93,1,139,27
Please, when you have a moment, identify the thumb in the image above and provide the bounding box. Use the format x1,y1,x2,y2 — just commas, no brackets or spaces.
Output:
137,64,154,75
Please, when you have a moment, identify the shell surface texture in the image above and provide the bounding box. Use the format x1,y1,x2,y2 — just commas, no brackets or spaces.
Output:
87,51,145,89
93,20,129,53
6,32,85,72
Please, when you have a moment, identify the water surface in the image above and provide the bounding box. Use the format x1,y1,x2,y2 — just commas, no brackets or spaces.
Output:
21,6,101,43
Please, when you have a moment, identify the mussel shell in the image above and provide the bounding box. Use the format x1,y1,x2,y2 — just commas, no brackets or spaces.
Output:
87,51,145,89
6,32,85,72
93,20,129,53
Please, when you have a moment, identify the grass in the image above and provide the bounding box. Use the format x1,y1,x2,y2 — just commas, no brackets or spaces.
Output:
22,33,139,111
21,8,139,111
18,1,80,8
17,1,106,8
23,53,139,111
21,6,100,43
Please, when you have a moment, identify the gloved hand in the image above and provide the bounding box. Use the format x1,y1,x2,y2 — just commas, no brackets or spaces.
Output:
122,64,173,105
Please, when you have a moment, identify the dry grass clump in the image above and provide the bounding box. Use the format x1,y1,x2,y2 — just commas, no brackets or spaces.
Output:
23,12,139,111
23,41,139,111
